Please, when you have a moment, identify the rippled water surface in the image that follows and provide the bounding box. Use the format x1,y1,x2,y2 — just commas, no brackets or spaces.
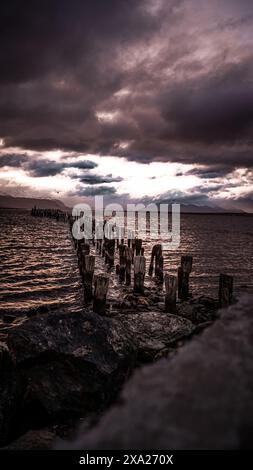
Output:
0,209,253,335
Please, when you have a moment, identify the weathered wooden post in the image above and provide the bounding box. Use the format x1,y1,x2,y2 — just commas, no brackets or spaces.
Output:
154,244,162,276
99,239,103,255
116,264,120,275
219,273,233,307
131,239,136,263
102,237,105,257
107,239,115,268
157,254,164,283
83,255,95,302
125,246,132,286
119,244,126,282
135,239,142,256
82,242,90,256
77,241,89,273
165,274,177,314
177,266,183,297
149,244,163,281
148,245,156,276
178,255,193,300
134,256,146,294
93,274,109,315
76,238,84,254
104,238,109,264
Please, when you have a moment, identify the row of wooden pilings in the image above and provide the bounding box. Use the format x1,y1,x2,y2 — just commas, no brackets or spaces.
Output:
31,206,69,222
69,217,234,315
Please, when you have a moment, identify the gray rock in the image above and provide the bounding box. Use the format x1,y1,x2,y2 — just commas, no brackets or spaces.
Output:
177,296,218,324
7,311,137,422
64,295,253,450
112,312,194,362
0,343,20,446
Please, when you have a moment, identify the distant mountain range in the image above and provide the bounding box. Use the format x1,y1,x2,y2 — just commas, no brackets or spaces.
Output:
0,195,68,211
0,195,245,214
167,203,244,214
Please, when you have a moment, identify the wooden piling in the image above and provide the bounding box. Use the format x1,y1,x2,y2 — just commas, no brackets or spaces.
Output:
219,273,233,307
148,245,156,276
178,255,193,300
83,255,95,302
135,239,142,256
131,239,136,263
93,274,109,315
154,245,162,276
104,238,115,268
149,244,163,282
165,274,177,314
125,246,132,286
157,255,164,283
181,255,193,274
134,256,146,294
119,244,126,282
177,266,183,298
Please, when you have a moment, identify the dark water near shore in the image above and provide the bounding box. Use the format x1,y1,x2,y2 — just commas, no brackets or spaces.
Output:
0,209,252,336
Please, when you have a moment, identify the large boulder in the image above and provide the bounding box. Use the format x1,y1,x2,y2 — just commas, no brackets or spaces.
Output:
7,311,137,424
112,312,194,362
64,295,253,450
0,343,20,446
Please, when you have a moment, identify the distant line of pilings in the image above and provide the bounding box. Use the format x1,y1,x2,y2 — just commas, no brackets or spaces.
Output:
31,206,70,222
68,215,234,315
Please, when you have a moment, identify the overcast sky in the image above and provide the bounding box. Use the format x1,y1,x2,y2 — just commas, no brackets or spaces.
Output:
0,0,252,211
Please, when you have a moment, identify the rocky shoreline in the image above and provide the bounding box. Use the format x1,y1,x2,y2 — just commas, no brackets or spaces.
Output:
0,290,221,449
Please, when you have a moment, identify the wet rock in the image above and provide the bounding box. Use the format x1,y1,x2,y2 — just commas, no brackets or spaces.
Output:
63,295,253,450
177,296,218,324
136,297,150,307
7,311,137,424
112,312,194,362
0,343,20,446
2,429,57,450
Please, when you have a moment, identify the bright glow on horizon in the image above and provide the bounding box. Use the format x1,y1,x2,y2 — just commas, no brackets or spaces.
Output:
0,148,252,210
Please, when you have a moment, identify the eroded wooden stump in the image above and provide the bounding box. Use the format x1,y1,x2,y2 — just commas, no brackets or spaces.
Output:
178,255,193,300
134,256,146,294
83,255,95,302
93,274,109,315
119,244,126,283
165,274,177,314
125,247,132,286
219,273,233,307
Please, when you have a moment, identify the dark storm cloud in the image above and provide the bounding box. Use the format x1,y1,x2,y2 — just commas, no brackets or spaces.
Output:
1,0,253,186
77,174,123,185
25,158,98,177
27,159,64,177
186,165,234,179
160,59,253,144
70,161,98,170
0,153,28,167
74,185,117,196
0,0,158,84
